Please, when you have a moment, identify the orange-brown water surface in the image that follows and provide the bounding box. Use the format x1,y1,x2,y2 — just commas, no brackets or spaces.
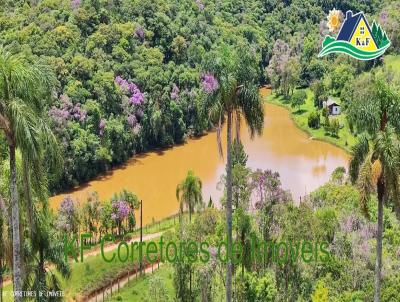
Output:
50,88,349,224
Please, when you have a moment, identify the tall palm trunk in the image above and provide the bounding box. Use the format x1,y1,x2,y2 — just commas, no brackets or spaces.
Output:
374,175,385,302
22,160,35,238
0,196,5,302
189,200,192,300
10,145,22,302
226,111,233,302
0,258,3,302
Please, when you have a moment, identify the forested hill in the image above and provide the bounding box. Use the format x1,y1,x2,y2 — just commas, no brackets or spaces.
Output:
0,0,387,192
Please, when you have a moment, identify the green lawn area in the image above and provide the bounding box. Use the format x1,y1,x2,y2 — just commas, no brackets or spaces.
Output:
1,214,178,302
105,264,174,302
60,236,162,300
2,281,13,302
128,213,183,238
265,89,356,152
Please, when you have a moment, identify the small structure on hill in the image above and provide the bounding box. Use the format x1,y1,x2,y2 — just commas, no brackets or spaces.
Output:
323,97,341,115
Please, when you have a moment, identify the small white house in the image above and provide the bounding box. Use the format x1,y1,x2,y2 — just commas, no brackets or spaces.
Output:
324,98,341,115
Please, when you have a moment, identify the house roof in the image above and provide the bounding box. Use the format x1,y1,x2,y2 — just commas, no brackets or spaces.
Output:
327,98,340,107
336,11,378,47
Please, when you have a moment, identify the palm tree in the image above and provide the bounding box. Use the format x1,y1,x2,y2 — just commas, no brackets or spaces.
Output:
202,45,264,302
176,170,203,222
0,47,56,301
176,170,202,300
25,205,70,300
348,74,400,302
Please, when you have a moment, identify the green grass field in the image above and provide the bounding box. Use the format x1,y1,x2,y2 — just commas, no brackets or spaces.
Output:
266,89,356,152
105,264,174,302
61,247,134,299
60,235,163,300
1,214,179,302
2,282,13,302
128,213,183,238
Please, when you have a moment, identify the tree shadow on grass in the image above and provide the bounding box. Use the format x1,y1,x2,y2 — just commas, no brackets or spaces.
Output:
293,109,307,115
324,132,340,139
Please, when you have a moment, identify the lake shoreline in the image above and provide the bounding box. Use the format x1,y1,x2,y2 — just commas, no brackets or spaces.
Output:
50,88,349,225
263,91,353,154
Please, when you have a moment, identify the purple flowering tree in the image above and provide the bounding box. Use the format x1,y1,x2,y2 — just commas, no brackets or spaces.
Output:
71,0,81,10
129,85,145,105
201,73,219,94
127,114,137,128
252,169,290,244
195,0,204,11
99,119,106,137
266,39,290,94
379,6,400,50
57,196,79,235
331,213,377,288
134,25,145,41
115,75,145,131
111,200,130,236
115,76,144,105
171,83,180,100
252,169,290,209
49,94,87,127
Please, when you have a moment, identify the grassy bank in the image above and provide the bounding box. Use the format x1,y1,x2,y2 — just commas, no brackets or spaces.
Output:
128,212,184,238
105,264,175,302
60,238,155,300
265,89,356,152
2,214,180,302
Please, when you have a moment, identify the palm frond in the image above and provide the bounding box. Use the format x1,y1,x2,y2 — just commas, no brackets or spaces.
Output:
7,99,40,157
0,47,55,111
38,118,62,174
357,151,375,217
375,126,400,217
349,133,370,184
237,83,264,138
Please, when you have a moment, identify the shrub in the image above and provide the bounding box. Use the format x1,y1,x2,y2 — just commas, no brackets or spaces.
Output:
321,107,328,118
291,90,307,109
324,117,340,137
308,111,321,129
330,118,340,136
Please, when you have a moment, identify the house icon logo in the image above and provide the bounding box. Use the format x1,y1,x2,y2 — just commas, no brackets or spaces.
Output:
318,10,390,60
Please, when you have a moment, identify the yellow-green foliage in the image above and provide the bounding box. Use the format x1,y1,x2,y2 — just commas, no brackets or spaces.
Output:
311,281,329,302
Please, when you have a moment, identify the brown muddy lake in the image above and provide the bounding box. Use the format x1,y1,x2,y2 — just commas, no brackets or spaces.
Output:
50,88,349,225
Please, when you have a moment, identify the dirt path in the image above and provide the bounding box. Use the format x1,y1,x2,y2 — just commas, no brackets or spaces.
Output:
1,232,164,288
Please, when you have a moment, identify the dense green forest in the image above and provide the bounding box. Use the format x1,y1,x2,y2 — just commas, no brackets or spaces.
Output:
1,0,397,192
1,0,400,301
